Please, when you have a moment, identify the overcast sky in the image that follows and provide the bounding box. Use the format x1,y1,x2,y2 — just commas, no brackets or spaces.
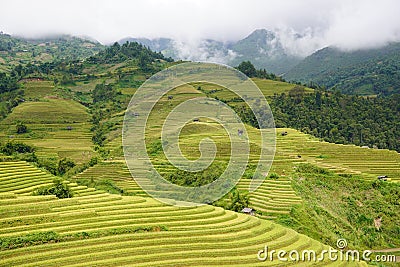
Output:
1,0,400,53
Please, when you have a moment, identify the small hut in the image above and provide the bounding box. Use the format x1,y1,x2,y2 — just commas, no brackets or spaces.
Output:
377,175,388,181
241,207,255,216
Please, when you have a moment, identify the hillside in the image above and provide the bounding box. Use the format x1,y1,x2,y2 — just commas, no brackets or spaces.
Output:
0,161,357,267
0,32,104,72
284,43,400,95
0,39,398,266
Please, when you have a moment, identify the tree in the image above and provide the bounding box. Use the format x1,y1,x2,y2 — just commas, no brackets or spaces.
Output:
92,83,118,103
33,179,73,198
227,188,250,212
1,141,34,155
57,158,76,176
16,122,27,134
237,61,257,77
138,51,152,71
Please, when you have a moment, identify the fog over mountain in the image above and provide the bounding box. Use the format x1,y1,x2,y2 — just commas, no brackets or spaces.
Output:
1,0,399,51
1,0,400,73
120,29,306,73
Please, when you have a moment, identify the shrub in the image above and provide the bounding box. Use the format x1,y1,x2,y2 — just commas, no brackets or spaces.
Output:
15,122,28,134
1,141,34,155
57,158,76,176
269,172,280,179
37,158,58,175
33,179,73,198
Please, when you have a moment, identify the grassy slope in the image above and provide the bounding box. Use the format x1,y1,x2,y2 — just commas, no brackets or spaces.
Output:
71,76,399,255
0,68,397,265
0,161,366,267
0,80,94,163
0,33,103,72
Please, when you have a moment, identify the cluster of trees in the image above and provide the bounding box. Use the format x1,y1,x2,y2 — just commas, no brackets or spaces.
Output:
0,72,19,93
1,141,34,155
33,179,73,199
87,42,173,69
90,83,125,146
304,57,400,96
213,187,250,212
0,68,25,119
0,89,25,119
236,61,285,81
163,163,225,187
0,141,79,176
230,85,400,151
0,33,15,51
269,89,400,151
285,43,400,96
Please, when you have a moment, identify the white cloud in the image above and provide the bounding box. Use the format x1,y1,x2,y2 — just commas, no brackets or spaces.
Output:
0,0,399,55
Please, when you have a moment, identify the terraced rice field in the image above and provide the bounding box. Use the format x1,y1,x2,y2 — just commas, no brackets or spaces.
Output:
251,78,314,96
0,89,94,163
21,80,55,100
0,78,392,266
0,161,105,197
0,161,55,194
73,161,147,196
0,162,365,266
275,128,400,182
238,178,301,220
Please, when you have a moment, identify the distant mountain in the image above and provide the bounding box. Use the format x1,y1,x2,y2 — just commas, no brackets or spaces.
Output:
0,32,104,72
119,29,303,74
228,29,302,74
284,43,400,95
118,37,235,64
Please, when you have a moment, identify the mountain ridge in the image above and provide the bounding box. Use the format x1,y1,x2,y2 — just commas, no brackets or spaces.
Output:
118,29,303,74
285,42,400,95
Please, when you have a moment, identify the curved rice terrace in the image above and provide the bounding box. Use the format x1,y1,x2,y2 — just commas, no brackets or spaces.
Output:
0,78,397,266
0,81,94,163
0,162,366,267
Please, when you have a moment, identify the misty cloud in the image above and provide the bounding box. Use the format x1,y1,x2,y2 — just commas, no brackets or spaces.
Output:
1,0,399,56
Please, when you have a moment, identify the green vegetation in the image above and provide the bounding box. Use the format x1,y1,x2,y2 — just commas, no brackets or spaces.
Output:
281,163,400,250
0,72,19,93
164,163,226,187
237,60,285,81
0,34,397,266
33,179,73,198
87,41,172,67
15,121,27,134
213,187,250,212
76,178,124,195
0,71,23,119
57,158,76,175
270,90,400,152
1,141,34,155
0,32,103,72
0,181,341,266
0,226,167,251
285,43,400,95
